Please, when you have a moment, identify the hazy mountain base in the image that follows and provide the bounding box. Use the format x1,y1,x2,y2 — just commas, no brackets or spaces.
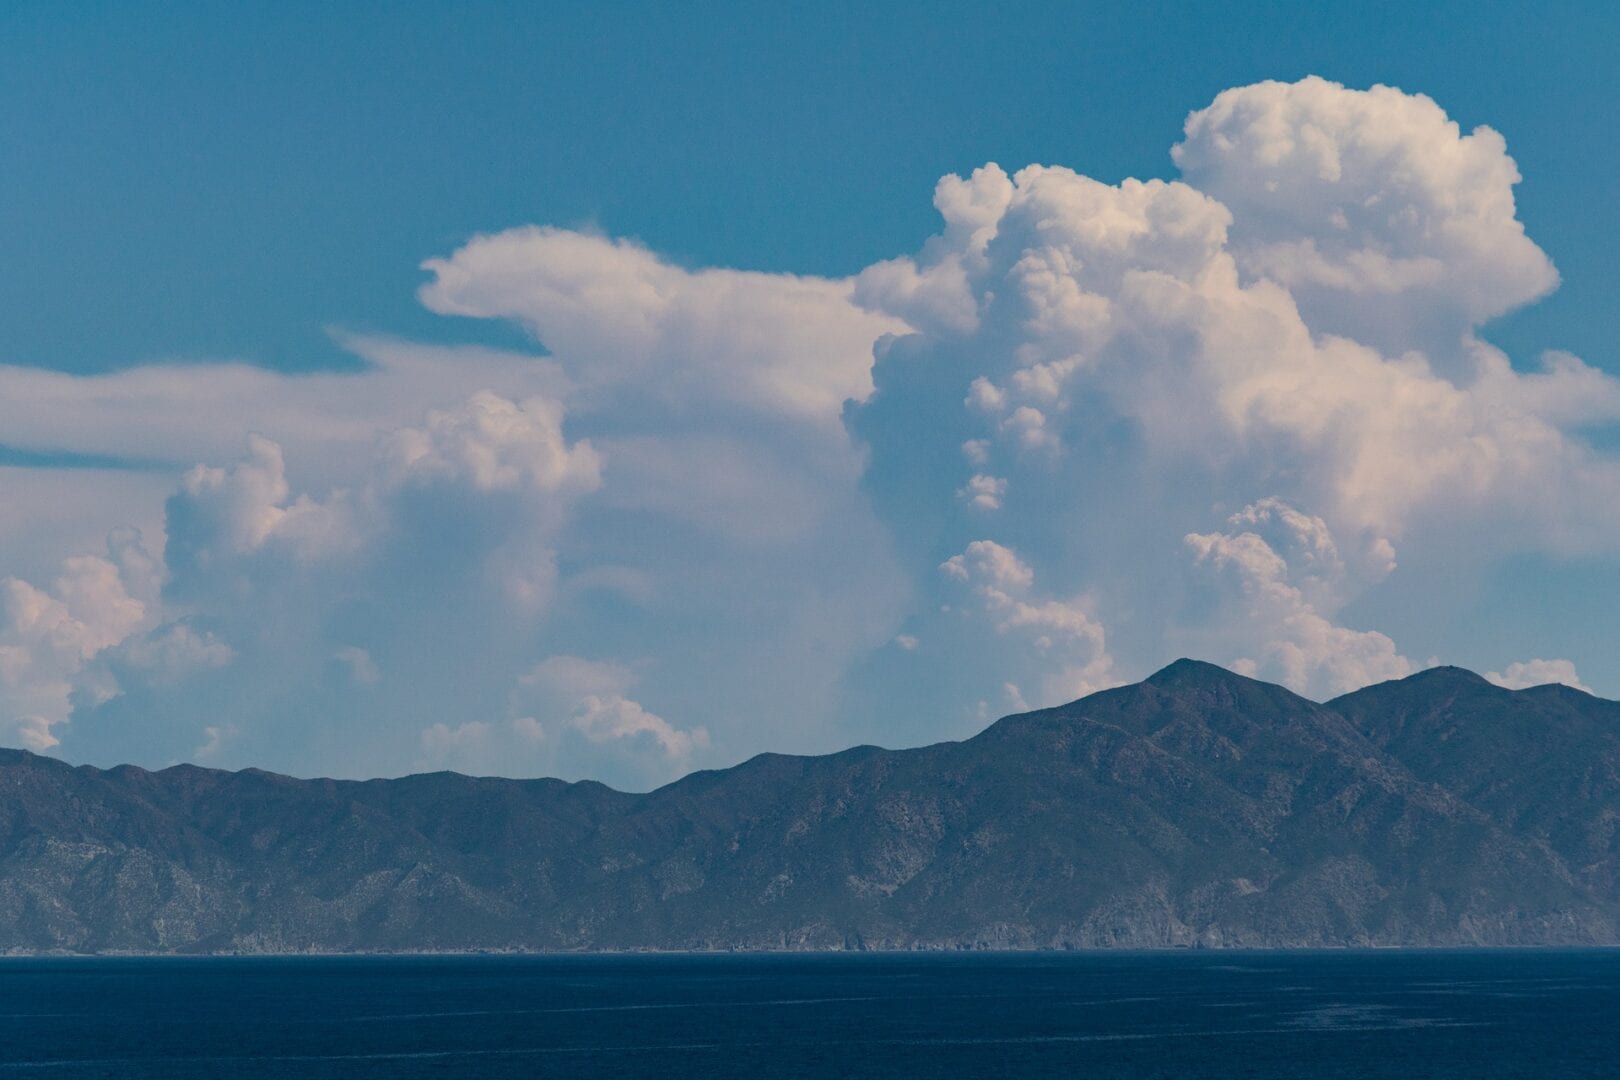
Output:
2,661,1618,953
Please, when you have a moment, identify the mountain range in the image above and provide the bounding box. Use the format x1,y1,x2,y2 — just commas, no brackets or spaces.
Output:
3,659,1618,953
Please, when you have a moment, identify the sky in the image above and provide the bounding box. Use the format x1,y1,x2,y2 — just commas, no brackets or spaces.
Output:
2,2,1619,789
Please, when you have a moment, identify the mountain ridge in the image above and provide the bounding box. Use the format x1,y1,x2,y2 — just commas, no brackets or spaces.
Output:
2,660,1616,953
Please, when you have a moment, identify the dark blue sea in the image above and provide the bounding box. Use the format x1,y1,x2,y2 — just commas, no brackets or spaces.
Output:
1,950,1617,1077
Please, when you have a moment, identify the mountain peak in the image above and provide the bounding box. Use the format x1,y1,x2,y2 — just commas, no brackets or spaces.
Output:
1324,665,1496,710
1399,667,1483,683
1389,665,1495,691
1143,658,1253,689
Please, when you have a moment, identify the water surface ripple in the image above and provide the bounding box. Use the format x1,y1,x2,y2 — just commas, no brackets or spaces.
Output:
1,950,1615,1077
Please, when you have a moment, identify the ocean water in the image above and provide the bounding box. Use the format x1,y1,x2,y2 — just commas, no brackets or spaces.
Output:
1,951,1617,1077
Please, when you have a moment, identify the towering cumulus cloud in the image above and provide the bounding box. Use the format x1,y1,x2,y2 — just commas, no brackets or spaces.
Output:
1174,78,1558,356
0,78,1613,783
852,76,1618,705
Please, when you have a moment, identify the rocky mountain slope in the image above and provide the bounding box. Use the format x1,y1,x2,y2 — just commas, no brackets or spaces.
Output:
2,660,1616,953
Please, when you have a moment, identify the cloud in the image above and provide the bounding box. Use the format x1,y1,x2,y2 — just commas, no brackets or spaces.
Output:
0,338,569,488
1173,76,1558,356
112,623,234,685
384,391,601,495
193,723,234,762
1184,500,1413,698
941,539,1035,591
418,717,546,778
167,435,362,576
415,655,707,787
420,227,907,424
332,646,379,686
47,386,607,774
853,163,1014,336
1485,659,1593,694
859,148,1620,551
162,391,597,591
957,474,1007,511
941,540,1116,706
849,77,1620,719
515,655,707,762
0,225,907,784
1,76,1617,783
0,533,155,749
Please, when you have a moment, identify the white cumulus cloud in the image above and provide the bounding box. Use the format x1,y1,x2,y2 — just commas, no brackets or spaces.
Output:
941,540,1116,706
1185,501,1414,698
1174,76,1557,355
0,537,155,749
1485,659,1593,694
850,76,1620,714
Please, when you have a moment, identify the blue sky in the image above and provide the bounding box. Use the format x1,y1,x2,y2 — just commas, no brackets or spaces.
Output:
2,3,1618,787
8,3,1615,373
